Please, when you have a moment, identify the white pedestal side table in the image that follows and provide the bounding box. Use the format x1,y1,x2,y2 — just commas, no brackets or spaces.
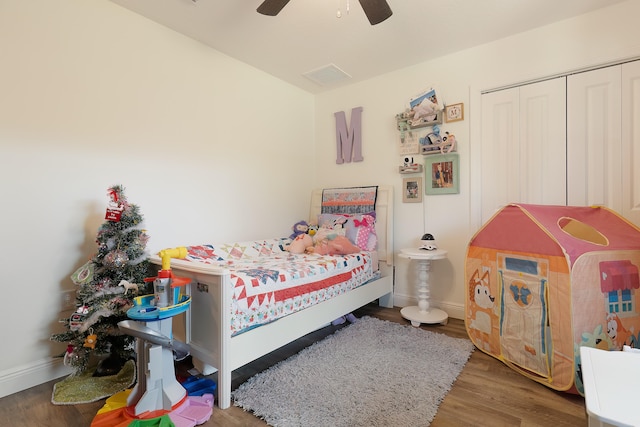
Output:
399,248,448,326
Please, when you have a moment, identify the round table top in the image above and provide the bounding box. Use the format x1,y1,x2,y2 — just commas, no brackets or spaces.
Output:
399,247,448,260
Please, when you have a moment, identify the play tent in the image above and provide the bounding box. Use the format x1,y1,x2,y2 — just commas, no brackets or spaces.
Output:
465,203,640,394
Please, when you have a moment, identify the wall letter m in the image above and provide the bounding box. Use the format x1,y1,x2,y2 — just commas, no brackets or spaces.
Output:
335,106,363,164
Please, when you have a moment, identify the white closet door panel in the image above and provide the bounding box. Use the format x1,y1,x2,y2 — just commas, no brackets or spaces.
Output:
621,61,640,226
519,78,567,206
480,88,519,223
567,66,622,209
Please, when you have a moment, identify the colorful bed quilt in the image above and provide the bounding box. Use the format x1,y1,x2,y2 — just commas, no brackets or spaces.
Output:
184,239,377,335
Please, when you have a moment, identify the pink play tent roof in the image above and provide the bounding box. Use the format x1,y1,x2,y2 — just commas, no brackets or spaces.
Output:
471,204,640,267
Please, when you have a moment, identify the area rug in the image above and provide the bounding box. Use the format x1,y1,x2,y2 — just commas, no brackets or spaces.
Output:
51,359,136,405
232,316,474,427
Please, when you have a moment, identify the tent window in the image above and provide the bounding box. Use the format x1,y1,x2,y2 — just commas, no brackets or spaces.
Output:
608,289,634,313
558,217,608,245
622,289,633,313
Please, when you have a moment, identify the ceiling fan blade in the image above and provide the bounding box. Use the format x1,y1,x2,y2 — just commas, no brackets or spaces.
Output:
257,0,291,16
358,0,393,25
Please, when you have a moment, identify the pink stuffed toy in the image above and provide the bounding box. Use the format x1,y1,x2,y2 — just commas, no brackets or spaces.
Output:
310,235,360,255
287,233,313,254
287,226,361,255
307,226,360,255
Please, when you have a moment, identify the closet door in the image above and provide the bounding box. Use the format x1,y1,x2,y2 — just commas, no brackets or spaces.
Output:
479,78,566,224
567,66,622,210
621,61,640,226
519,80,567,207
480,87,519,223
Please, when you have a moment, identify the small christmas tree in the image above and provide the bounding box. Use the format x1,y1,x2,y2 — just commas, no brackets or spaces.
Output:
52,185,151,375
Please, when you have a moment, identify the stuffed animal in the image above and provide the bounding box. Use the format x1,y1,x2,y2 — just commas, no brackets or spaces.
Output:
441,131,456,154
409,98,439,126
287,233,313,254
308,226,361,255
310,235,360,255
286,226,361,256
289,220,310,239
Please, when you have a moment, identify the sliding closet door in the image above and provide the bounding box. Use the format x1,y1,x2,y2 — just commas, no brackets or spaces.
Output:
519,80,567,206
567,66,622,211
479,78,566,224
480,87,519,223
621,61,640,226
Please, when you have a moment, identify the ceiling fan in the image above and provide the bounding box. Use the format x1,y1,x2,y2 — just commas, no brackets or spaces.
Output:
257,0,393,25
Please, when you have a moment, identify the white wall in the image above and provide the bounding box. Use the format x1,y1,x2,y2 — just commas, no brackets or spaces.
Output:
0,0,315,396
314,0,640,318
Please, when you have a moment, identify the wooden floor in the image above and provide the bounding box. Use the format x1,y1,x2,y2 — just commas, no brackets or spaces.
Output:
0,304,587,426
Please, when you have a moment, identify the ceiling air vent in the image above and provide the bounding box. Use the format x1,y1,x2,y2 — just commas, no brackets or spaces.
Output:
303,64,352,86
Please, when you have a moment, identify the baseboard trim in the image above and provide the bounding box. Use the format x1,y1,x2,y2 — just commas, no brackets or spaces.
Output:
0,357,72,399
393,292,465,321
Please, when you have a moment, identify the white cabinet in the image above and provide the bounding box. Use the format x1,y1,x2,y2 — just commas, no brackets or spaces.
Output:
477,61,640,227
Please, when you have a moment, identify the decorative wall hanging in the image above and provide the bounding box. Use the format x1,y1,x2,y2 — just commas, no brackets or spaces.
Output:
425,153,459,195
396,88,443,130
396,87,446,156
335,106,363,164
403,177,423,203
445,103,464,122
419,126,457,155
408,88,442,127
398,131,420,155
399,156,423,174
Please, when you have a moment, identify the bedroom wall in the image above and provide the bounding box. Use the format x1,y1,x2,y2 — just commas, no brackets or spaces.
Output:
0,0,315,397
313,0,640,319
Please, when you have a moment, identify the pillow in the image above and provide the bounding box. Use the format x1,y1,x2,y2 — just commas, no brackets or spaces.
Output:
317,212,377,251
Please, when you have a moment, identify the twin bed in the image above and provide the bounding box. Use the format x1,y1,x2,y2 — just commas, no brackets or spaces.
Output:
150,186,394,409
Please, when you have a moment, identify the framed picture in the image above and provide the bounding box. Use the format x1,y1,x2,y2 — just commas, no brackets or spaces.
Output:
402,177,423,203
425,153,459,195
445,103,464,122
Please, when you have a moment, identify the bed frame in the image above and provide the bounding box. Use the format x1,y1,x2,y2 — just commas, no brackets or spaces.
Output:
150,186,394,409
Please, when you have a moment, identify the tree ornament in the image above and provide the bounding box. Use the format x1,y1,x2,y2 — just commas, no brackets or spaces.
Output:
134,232,150,248
97,278,110,290
63,345,79,367
83,329,98,349
105,187,124,222
103,249,129,269
70,261,95,285
69,309,87,332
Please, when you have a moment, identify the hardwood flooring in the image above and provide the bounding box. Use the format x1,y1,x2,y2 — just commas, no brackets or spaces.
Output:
0,304,587,426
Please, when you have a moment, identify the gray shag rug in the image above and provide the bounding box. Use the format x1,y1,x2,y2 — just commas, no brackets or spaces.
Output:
232,316,474,427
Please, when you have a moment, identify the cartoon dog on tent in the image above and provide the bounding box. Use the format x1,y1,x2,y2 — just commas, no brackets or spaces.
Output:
467,269,499,353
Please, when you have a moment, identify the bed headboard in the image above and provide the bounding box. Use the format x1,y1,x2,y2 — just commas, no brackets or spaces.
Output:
309,185,393,266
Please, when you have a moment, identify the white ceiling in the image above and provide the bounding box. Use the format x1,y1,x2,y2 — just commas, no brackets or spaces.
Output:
110,0,623,94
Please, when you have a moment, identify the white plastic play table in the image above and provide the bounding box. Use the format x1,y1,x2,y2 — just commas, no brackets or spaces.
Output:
580,346,640,427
